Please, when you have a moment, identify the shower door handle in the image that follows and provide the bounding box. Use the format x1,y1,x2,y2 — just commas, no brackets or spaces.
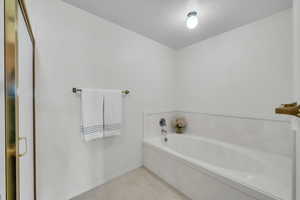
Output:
275,102,300,117
18,136,28,157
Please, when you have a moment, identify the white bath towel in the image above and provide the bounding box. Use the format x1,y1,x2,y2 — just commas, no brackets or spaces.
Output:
102,90,122,137
80,89,104,141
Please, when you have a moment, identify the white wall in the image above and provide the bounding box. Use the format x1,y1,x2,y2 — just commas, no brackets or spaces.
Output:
0,0,5,198
26,0,175,199
175,10,293,120
293,0,300,199
24,1,293,199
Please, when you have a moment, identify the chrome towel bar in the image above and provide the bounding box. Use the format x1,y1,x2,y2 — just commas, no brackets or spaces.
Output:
72,88,130,95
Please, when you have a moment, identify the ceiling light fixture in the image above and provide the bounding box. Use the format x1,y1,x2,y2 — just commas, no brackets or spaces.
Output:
186,11,198,29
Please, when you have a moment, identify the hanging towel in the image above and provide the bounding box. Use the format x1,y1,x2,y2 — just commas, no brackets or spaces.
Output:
80,89,104,141
103,90,122,137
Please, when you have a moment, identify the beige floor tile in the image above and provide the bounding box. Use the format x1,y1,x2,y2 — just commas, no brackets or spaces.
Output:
71,167,190,200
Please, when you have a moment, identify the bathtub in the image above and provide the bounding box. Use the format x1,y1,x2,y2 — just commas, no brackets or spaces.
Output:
143,134,291,200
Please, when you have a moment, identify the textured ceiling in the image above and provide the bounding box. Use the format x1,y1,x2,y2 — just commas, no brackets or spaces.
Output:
63,0,292,49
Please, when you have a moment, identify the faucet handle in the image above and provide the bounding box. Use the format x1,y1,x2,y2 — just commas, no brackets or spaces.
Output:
159,118,166,127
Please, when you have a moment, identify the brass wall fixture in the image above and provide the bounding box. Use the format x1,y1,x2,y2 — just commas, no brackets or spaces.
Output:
275,102,300,117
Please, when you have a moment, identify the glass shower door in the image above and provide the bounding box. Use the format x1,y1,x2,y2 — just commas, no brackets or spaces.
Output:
4,0,36,199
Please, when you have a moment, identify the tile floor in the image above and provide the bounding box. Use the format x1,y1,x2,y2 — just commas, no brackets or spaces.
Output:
72,167,190,200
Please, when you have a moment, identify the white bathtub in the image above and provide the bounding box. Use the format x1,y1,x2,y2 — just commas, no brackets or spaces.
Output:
143,134,291,200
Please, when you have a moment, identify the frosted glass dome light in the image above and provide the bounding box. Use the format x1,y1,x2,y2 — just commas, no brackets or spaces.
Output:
186,11,198,29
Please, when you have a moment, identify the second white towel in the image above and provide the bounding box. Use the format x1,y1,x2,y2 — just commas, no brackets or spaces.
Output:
102,90,122,137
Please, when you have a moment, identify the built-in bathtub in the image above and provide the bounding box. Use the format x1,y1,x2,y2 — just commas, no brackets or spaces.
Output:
143,134,291,200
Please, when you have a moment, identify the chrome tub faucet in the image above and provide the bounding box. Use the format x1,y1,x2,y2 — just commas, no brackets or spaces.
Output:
159,118,168,142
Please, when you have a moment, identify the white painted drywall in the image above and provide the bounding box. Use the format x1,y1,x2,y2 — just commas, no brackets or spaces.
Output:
0,0,5,198
175,10,293,120
26,0,175,199
293,0,300,199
